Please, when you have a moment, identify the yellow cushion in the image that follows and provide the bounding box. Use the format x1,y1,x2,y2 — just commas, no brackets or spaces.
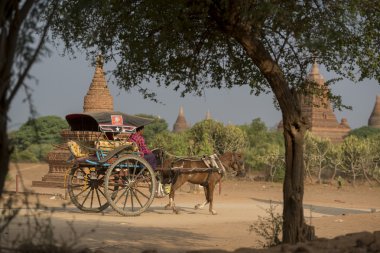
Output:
67,140,90,158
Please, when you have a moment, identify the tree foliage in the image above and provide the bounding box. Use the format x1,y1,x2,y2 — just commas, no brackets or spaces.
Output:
151,119,247,156
134,114,168,144
240,118,284,175
151,131,191,156
301,132,380,186
348,126,380,139
190,119,248,155
9,115,68,162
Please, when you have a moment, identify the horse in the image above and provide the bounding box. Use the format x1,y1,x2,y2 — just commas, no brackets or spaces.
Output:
152,149,245,215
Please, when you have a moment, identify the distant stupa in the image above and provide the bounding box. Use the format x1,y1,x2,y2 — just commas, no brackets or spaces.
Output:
368,95,380,128
205,110,212,120
83,55,114,112
173,106,189,132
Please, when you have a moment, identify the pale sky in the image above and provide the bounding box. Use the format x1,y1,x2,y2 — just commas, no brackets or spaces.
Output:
8,48,380,131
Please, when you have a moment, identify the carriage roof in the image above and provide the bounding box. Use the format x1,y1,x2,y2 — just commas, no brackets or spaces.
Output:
65,111,153,133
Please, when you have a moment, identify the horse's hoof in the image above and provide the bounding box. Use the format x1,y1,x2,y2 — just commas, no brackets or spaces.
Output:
211,210,217,215
173,209,179,214
194,204,201,210
165,204,171,210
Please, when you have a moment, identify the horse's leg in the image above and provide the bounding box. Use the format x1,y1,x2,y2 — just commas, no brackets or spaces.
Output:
165,174,187,214
208,182,217,215
194,184,209,210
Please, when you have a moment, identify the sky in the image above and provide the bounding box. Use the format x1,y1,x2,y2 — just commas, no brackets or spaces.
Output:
8,48,380,131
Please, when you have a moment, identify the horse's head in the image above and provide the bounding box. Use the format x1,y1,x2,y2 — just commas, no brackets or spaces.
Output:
219,152,246,177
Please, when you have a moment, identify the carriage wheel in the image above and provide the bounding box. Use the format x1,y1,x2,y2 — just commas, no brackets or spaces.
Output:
67,165,109,212
104,154,157,216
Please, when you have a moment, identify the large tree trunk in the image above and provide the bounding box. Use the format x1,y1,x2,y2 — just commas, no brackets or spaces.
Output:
224,22,314,243
282,117,314,243
0,96,10,197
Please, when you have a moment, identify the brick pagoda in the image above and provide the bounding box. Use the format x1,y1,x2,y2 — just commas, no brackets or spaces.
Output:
173,105,189,132
278,63,350,143
368,95,380,128
32,56,114,188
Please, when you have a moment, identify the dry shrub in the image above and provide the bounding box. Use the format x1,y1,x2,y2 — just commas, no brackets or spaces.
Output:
249,202,283,248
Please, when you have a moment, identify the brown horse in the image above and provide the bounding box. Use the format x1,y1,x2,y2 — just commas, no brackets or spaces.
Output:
153,149,245,215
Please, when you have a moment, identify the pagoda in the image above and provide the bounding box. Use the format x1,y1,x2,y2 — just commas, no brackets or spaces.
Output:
301,63,350,143
32,56,114,188
172,106,189,132
278,63,350,143
368,95,380,128
205,110,212,120
83,56,114,112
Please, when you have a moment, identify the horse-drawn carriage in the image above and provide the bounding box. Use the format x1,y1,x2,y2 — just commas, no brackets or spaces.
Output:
65,112,245,216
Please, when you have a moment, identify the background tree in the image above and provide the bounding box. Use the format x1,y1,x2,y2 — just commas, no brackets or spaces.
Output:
258,145,285,182
134,114,168,144
240,118,283,174
189,119,247,155
9,115,68,162
348,126,380,139
151,131,190,156
304,132,331,184
0,0,57,196
50,0,380,243
325,144,344,183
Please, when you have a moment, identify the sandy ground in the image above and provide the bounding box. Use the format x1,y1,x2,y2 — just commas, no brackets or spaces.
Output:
2,163,380,252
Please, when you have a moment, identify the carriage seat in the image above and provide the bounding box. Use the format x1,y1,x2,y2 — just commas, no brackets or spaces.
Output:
67,140,92,158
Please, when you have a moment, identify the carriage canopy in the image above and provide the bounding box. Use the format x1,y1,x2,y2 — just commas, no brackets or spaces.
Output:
65,111,153,133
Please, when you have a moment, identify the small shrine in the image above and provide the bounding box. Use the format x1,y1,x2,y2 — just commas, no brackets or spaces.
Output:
32,56,114,188
172,106,189,132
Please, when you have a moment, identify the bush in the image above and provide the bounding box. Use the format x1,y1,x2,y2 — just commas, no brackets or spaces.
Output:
249,202,283,248
9,116,68,162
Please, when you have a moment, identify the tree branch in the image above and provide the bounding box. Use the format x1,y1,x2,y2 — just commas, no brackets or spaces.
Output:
7,0,58,106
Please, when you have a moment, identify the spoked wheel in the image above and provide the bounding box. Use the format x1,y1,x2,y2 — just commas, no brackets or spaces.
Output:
104,154,157,216
67,165,109,212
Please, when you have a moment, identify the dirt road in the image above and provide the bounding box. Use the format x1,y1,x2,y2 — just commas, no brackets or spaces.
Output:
3,163,380,252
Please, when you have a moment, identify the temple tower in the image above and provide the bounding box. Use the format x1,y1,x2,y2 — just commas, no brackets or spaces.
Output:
301,63,350,143
33,57,115,188
277,63,350,143
205,110,212,120
173,106,189,132
83,56,114,112
368,95,380,128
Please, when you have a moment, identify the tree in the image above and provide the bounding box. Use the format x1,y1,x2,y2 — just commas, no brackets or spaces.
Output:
189,119,247,155
134,114,168,145
325,144,344,183
0,0,57,197
304,132,331,184
9,115,68,161
240,118,283,172
50,0,380,243
349,126,380,139
151,131,191,156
